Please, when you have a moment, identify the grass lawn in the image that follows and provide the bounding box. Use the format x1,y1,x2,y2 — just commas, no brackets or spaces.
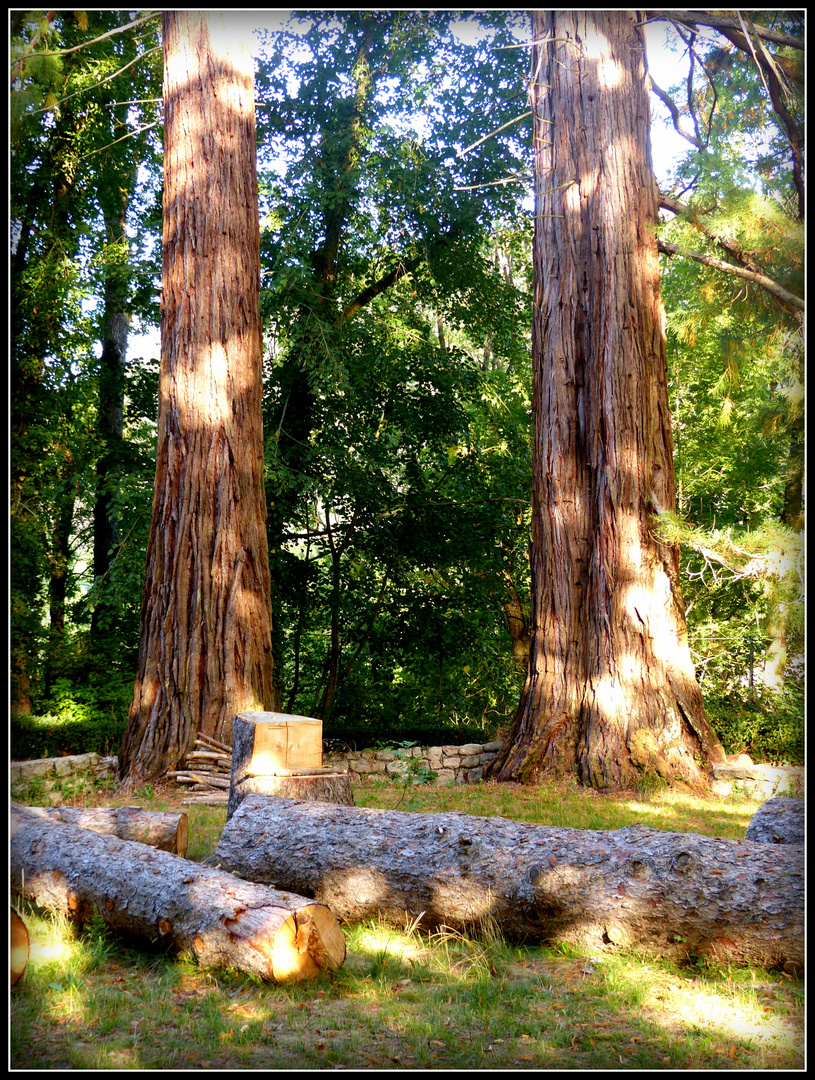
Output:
11,773,805,1070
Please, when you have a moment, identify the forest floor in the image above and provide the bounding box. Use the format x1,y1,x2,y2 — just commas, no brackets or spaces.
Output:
11,775,805,1071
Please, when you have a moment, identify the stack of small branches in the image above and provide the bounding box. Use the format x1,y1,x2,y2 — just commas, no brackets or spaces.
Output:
169,732,233,805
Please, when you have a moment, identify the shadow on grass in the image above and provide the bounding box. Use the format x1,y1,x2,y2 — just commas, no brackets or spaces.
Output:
11,903,804,1072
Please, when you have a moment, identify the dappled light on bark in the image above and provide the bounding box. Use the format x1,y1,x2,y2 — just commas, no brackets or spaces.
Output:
120,12,277,787
487,11,725,791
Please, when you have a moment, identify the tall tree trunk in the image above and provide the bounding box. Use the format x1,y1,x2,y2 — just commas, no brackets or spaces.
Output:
120,12,278,785
487,12,725,790
90,195,130,642
11,92,81,713
44,460,76,698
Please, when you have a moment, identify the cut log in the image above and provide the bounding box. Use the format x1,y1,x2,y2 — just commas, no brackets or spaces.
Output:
11,908,29,986
10,802,345,983
227,770,354,821
745,797,804,846
196,730,232,754
210,795,804,973
227,711,350,820
170,771,232,790
13,802,188,856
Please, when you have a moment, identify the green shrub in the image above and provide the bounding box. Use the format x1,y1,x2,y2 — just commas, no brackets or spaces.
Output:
11,713,126,760
11,673,133,759
705,679,804,765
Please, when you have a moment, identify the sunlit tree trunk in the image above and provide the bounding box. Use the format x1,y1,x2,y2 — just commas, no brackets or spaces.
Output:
487,11,725,790
120,11,278,785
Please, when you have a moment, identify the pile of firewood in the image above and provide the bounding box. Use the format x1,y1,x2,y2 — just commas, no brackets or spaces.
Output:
168,732,232,805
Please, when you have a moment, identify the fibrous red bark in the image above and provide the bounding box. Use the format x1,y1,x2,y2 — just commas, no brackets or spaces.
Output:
11,802,345,982
210,795,803,972
488,11,725,789
119,11,278,786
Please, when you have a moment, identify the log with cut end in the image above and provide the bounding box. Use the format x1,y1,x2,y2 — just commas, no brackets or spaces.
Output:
10,802,345,983
11,908,29,986
210,795,804,973
12,802,188,856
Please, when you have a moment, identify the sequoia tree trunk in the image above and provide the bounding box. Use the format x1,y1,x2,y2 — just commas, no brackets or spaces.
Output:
487,11,725,789
120,12,278,785
210,795,803,973
11,802,345,983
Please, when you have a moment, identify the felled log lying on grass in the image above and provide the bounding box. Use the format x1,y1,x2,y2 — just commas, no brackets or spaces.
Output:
10,802,345,982
746,797,804,846
210,795,804,973
13,801,188,856
11,908,29,986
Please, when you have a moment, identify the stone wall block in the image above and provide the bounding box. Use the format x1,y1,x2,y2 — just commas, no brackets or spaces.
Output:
349,758,373,774
434,768,456,783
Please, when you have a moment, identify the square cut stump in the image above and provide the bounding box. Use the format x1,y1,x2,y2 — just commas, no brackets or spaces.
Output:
227,712,353,820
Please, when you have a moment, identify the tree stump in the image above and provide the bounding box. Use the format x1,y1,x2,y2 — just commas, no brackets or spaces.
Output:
227,711,353,820
210,795,804,973
11,802,345,982
11,908,29,986
13,802,188,856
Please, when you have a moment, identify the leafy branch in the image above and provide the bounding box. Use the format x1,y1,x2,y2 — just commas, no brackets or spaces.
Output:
657,240,804,322
650,507,802,595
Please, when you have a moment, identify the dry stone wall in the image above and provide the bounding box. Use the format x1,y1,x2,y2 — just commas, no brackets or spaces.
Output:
711,761,804,799
323,741,504,785
10,752,118,799
11,743,804,798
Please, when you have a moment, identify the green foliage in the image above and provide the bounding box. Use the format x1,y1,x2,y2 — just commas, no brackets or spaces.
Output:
11,673,132,758
703,680,804,766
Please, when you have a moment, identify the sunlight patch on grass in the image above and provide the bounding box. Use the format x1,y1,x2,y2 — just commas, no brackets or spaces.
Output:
354,923,431,966
12,779,803,1071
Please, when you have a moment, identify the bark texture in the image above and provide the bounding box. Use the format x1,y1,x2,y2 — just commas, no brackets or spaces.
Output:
746,797,804,846
227,771,354,822
211,795,803,972
120,12,278,785
13,802,188,856
11,803,345,983
488,11,725,790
